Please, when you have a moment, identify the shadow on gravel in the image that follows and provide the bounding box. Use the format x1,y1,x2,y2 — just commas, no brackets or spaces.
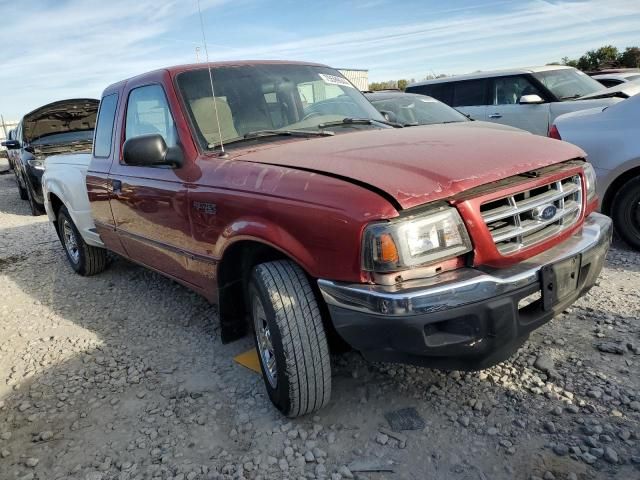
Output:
1,213,639,479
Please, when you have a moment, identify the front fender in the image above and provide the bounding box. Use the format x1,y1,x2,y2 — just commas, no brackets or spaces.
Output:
214,216,318,277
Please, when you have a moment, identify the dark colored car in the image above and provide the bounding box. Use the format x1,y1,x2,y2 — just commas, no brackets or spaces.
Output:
3,99,98,215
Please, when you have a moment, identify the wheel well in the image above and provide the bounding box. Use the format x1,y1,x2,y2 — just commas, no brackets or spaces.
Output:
49,193,64,236
217,241,288,343
601,166,640,215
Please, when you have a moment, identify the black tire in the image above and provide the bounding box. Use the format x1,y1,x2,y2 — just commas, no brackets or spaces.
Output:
15,171,28,200
611,176,640,250
249,260,331,417
57,206,108,276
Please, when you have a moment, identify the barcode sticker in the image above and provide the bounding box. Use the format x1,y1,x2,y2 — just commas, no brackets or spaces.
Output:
318,73,355,88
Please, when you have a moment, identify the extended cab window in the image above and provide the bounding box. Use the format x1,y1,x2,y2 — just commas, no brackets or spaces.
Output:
125,85,176,147
93,94,118,157
452,80,486,107
492,76,544,105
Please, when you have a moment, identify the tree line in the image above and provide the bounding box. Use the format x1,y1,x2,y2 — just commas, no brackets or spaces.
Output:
368,45,640,92
553,45,640,72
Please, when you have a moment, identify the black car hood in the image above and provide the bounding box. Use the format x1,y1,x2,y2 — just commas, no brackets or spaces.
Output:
22,98,99,144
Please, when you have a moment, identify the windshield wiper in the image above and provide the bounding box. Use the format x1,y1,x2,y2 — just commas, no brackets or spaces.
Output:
317,117,402,129
560,94,582,100
244,129,334,139
207,129,334,149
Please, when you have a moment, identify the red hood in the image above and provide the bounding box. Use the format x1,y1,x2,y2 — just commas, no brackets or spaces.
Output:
230,123,585,209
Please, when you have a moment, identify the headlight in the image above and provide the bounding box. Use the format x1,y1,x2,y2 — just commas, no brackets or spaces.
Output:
28,159,45,170
582,162,597,201
362,205,472,272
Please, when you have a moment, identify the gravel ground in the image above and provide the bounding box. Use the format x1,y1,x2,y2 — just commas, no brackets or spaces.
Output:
1,157,639,480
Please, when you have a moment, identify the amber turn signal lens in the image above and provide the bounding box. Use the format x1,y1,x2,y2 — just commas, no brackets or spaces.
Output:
378,233,399,263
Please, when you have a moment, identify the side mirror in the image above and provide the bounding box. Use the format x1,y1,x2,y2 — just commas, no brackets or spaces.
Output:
519,94,545,104
379,110,398,123
122,134,183,168
1,140,20,150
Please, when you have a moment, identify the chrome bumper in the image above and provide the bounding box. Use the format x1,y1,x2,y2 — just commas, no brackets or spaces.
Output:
318,213,612,317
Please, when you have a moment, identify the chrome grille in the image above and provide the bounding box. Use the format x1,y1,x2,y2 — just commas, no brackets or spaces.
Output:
480,175,583,254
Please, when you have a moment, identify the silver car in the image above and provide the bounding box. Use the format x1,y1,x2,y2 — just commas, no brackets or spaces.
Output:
551,95,640,249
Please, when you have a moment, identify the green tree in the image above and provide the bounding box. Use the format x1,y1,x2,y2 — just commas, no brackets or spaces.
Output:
561,56,578,68
397,79,408,91
620,47,640,68
577,45,620,71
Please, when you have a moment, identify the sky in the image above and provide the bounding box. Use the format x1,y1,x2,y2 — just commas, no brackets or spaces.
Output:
1,0,639,120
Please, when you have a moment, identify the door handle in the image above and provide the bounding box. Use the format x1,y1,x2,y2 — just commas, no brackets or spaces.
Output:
110,179,122,194
488,113,503,119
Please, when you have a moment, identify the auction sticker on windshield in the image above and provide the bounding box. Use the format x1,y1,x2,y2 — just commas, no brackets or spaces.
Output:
318,73,355,88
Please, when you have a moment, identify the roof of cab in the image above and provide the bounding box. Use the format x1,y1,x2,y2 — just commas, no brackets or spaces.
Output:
102,60,330,95
408,65,575,88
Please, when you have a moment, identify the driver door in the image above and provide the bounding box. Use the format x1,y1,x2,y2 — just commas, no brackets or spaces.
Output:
487,75,550,135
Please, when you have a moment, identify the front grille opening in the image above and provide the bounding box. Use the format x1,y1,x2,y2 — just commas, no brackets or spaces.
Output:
480,174,583,255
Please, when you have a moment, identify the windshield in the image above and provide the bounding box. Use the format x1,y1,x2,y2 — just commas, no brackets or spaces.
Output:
533,69,605,100
177,64,385,149
369,95,468,125
30,130,94,145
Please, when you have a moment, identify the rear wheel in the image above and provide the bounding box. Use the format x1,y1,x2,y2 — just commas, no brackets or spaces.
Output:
611,176,640,250
57,206,108,276
249,260,331,417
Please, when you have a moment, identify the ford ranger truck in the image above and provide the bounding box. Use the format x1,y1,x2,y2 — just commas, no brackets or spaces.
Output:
45,61,611,417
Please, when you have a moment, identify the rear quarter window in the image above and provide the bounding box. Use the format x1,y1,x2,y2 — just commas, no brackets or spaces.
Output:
93,94,119,158
407,83,453,105
452,79,487,107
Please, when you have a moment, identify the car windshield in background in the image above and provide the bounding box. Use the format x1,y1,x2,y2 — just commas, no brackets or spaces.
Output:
533,69,605,100
30,129,94,145
177,64,385,149
368,94,469,126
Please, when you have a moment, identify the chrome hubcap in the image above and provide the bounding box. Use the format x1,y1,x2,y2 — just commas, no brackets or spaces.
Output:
63,220,80,264
253,296,277,388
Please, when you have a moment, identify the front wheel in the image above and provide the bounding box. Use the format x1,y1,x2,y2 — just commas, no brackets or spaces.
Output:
611,176,640,250
57,206,108,276
249,260,331,417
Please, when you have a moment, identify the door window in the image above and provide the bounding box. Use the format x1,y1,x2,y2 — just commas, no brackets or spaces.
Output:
93,93,119,158
452,80,487,107
420,84,453,105
125,85,176,147
492,76,544,105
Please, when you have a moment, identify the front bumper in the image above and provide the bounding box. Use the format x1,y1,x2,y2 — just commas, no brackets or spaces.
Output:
318,213,612,370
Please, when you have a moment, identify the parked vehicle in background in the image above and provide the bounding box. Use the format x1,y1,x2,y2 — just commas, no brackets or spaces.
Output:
47,61,611,417
406,66,638,136
588,68,640,88
2,99,98,215
365,91,524,131
2,129,16,169
550,95,640,249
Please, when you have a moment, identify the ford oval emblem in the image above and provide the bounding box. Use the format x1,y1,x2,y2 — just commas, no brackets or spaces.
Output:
532,204,557,221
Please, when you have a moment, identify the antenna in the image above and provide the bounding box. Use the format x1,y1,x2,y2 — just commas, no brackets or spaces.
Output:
196,0,226,156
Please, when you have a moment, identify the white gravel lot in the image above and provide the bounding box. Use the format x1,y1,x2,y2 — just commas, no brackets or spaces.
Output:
0,157,639,480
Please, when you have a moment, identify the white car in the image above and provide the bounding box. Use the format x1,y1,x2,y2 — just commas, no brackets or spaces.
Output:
406,66,639,136
550,95,640,249
592,70,640,88
42,153,107,275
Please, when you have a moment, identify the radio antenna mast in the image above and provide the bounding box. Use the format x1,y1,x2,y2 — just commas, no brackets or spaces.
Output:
196,0,226,156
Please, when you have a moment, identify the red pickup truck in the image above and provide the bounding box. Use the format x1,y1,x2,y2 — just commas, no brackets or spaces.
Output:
47,61,611,417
